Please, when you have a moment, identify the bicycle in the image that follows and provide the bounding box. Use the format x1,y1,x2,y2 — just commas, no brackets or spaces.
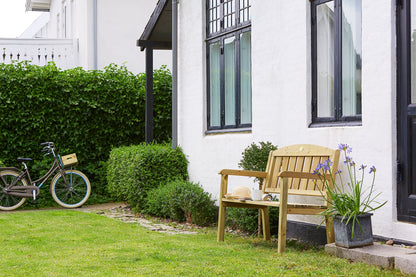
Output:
0,142,91,210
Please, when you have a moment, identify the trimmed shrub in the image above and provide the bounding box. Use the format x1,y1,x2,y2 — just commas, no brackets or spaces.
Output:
144,182,172,219
226,205,279,235
145,180,217,226
0,61,172,205
106,143,188,211
238,141,278,185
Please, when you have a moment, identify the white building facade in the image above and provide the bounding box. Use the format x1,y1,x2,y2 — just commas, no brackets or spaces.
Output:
11,0,171,73
174,0,416,243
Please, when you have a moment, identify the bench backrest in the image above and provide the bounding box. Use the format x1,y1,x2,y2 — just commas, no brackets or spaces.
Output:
263,144,340,197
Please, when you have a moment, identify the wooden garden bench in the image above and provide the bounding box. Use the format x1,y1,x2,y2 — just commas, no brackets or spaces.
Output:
217,144,340,253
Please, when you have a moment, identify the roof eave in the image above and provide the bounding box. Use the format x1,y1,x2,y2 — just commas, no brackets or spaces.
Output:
137,0,172,51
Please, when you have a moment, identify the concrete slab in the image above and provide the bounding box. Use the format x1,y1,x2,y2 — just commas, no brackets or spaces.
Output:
395,253,416,275
325,243,395,268
325,243,416,275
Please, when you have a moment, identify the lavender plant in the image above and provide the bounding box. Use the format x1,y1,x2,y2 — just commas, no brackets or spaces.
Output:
313,144,387,238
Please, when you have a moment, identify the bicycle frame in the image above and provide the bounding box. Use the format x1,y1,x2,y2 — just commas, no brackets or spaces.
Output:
0,153,70,199
30,158,63,187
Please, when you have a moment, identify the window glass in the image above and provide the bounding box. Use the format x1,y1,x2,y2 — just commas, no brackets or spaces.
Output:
240,31,252,124
224,37,236,126
209,42,221,127
224,0,236,29
316,2,335,118
342,0,362,116
239,0,251,23
208,0,221,34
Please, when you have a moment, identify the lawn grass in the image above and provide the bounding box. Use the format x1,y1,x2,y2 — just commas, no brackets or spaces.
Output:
0,210,408,276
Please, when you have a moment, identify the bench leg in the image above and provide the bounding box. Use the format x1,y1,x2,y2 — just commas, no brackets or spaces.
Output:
326,216,335,243
278,178,289,253
217,203,226,242
277,206,287,253
261,207,271,240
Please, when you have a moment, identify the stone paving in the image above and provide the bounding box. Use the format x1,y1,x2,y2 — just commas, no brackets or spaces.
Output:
78,202,199,235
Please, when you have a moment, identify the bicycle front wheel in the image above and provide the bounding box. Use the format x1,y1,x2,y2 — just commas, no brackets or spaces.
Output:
50,169,91,208
0,170,28,211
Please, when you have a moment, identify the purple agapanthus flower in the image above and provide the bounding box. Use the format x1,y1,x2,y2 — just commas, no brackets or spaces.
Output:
313,168,322,176
344,156,352,165
313,163,323,174
369,165,376,174
321,159,332,171
338,143,352,153
359,164,367,170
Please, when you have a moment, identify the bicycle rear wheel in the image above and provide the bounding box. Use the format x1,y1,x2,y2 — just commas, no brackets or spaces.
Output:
50,169,91,208
0,170,27,211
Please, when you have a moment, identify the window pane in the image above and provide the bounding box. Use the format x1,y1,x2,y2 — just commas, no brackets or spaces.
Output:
208,0,221,34
316,2,335,118
342,0,362,116
224,0,236,28
411,0,416,103
240,31,252,124
224,37,236,126
240,0,251,23
209,42,221,127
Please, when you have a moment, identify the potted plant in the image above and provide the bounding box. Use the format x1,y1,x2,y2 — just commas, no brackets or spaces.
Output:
313,144,387,248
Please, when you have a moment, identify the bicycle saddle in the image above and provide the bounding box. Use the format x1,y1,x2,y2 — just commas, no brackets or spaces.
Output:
17,158,32,162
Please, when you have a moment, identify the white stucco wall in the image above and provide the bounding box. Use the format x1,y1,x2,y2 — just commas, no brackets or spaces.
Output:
177,0,416,243
41,0,97,69
28,0,171,73
96,0,171,74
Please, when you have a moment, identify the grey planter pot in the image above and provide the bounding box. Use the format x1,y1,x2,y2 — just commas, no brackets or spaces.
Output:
333,213,373,248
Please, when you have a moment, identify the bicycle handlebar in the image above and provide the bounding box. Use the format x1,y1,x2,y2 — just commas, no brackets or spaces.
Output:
40,142,56,156
40,142,54,146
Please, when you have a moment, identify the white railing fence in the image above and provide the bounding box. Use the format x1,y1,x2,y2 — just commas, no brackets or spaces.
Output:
0,38,79,70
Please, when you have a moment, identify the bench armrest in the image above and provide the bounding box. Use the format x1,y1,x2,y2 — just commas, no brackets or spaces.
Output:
218,170,267,200
219,169,267,178
278,171,331,180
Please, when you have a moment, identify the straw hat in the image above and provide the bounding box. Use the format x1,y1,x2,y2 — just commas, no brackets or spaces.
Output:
225,186,252,199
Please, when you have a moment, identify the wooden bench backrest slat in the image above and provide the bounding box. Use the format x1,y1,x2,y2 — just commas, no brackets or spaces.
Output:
308,156,323,191
299,156,312,190
262,145,340,196
268,154,281,190
292,156,305,190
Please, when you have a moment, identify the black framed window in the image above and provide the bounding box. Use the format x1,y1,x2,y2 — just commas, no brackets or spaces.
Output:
311,0,362,123
206,0,252,130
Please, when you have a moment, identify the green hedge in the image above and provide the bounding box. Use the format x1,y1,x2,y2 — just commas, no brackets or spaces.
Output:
145,180,217,226
106,143,188,211
0,61,172,203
